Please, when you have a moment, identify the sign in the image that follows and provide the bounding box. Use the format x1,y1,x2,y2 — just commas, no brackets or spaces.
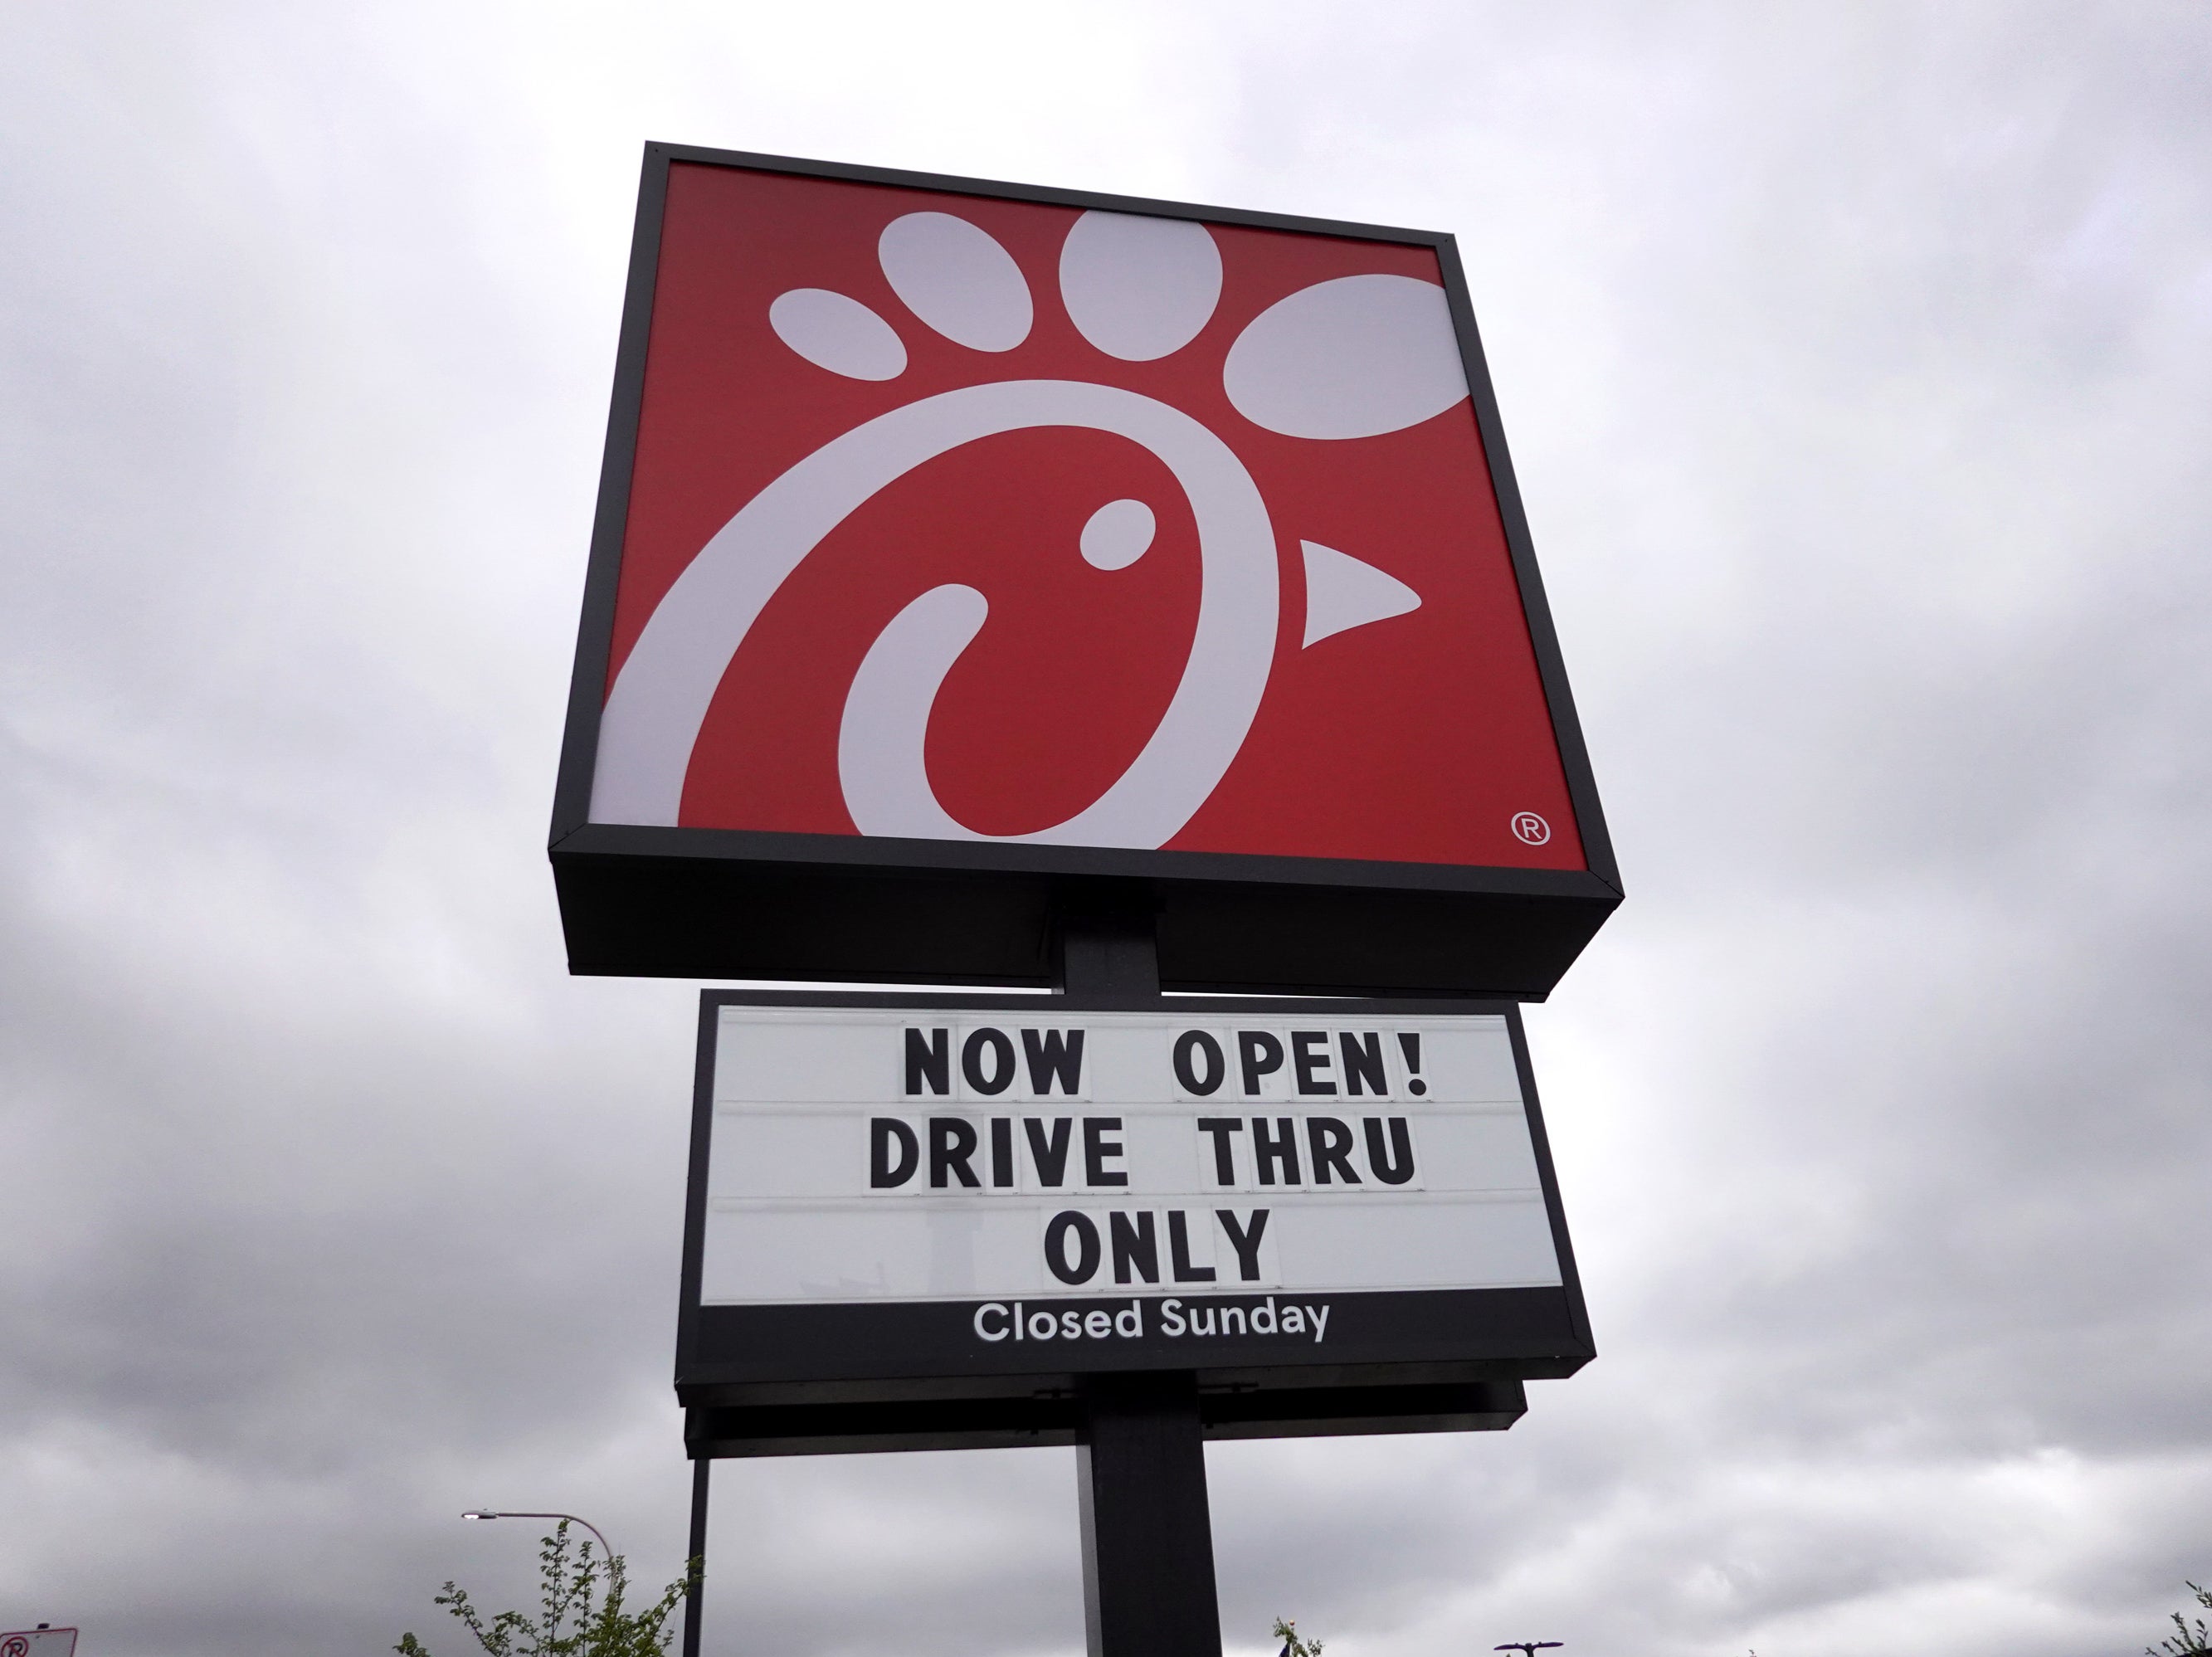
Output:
2,1632,77,1657
551,145,1620,997
678,992,1590,1454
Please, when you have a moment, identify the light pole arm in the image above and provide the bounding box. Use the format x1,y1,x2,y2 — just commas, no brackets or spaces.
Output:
463,1511,618,1566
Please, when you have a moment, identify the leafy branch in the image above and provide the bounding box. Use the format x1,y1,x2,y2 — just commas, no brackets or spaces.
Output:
2151,1581,2212,1657
1274,1616,1323,1657
397,1519,699,1657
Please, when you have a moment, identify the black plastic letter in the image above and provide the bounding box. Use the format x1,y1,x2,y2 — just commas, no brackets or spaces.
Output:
1338,1031,1386,1096
1195,1118,1244,1185
1291,1031,1337,1095
1307,1117,1360,1184
962,1027,1016,1095
928,1117,981,1188
1025,1118,1073,1186
1251,1116,1301,1186
1168,1210,1216,1283
1084,1117,1128,1186
1174,1031,1225,1095
1216,1209,1269,1282
870,1118,918,1187
1021,1028,1085,1095
1045,1211,1101,1285
1237,1031,1284,1095
904,1028,948,1096
1363,1117,1415,1185
1108,1211,1159,1284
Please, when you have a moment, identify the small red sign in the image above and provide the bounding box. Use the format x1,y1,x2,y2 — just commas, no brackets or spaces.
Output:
2,1630,78,1657
586,162,1587,872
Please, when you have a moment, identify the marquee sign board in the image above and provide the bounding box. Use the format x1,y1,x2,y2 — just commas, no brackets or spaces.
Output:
678,991,1590,1455
550,144,1620,997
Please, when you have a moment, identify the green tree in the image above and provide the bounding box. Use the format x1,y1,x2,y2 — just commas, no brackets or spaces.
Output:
397,1519,699,1657
2151,1581,2212,1657
1273,1616,1323,1657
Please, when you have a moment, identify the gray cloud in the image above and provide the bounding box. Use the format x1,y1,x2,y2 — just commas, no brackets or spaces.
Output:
2,2,2209,1655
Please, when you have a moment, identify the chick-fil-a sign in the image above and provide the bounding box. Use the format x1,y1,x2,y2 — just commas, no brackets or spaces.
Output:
582,157,1589,871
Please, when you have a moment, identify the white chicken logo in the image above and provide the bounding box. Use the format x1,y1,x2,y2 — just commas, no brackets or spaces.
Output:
591,207,1472,849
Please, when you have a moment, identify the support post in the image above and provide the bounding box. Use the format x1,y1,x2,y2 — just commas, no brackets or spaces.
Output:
1078,1372,1223,1657
1052,890,1160,1005
1058,900,1221,1657
682,1455,709,1657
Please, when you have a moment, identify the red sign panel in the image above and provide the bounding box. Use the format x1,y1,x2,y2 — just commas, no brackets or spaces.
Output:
553,147,1618,994
595,162,1585,866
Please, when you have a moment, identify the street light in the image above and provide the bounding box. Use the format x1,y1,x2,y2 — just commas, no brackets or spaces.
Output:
1493,1645,1563,1655
462,1510,619,1567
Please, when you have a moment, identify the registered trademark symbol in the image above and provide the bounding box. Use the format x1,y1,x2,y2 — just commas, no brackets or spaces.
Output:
1510,811,1551,846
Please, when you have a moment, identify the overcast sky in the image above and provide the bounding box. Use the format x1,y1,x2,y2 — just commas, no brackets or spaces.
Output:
3,3,2210,1655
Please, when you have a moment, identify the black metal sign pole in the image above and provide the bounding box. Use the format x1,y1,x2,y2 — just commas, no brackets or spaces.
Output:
1059,899,1225,1657
683,1455,709,1657
1079,1371,1222,1657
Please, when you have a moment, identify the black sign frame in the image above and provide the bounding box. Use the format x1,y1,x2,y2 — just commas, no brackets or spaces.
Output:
677,987,1591,1458
549,142,1621,1000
